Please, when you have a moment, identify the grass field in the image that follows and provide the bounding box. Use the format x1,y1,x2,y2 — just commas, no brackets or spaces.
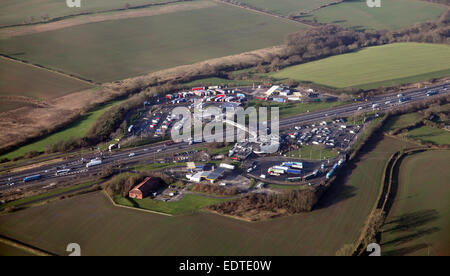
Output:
0,0,171,27
407,125,450,145
114,194,232,215
0,100,123,160
269,43,450,90
381,150,450,256
0,135,415,256
0,1,306,82
0,58,93,100
237,0,336,15
308,0,447,30
383,113,423,132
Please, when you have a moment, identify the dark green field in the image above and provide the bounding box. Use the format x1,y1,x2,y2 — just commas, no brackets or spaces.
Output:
0,58,93,100
0,2,306,82
0,136,414,256
0,242,34,256
0,101,33,113
381,150,450,256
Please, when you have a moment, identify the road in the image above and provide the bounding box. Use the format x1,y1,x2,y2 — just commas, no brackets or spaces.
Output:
0,82,448,190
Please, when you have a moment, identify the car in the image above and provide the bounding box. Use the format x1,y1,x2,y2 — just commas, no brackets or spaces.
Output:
385,101,391,105
157,149,163,153
358,106,363,110
247,167,254,173
144,148,149,152
129,153,135,157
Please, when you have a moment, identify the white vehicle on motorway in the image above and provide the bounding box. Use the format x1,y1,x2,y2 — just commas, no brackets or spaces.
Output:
358,106,363,110
157,149,163,153
129,153,135,157
397,93,404,98
247,167,254,173
385,101,391,105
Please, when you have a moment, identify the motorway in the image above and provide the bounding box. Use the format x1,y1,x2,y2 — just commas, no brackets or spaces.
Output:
0,82,448,190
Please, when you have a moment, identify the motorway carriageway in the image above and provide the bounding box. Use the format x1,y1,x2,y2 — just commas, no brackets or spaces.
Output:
0,82,448,190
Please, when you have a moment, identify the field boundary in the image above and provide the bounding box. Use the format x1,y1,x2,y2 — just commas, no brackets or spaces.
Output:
0,54,97,85
102,190,173,217
0,234,55,256
214,0,314,28
352,146,431,255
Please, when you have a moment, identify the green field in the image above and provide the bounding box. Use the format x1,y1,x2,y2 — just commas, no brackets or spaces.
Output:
309,0,447,30
237,0,336,15
269,43,450,90
0,99,123,160
0,58,93,100
0,2,306,82
114,194,232,215
383,113,424,132
407,125,450,145
0,0,171,27
0,135,414,256
381,150,450,256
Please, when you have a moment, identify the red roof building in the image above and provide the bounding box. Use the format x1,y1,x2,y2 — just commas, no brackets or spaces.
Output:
129,177,165,200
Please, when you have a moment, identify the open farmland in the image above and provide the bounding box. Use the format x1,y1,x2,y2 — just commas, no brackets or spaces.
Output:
269,43,450,90
0,1,306,82
0,100,123,160
381,150,450,256
308,0,447,30
0,136,415,255
383,113,424,132
236,0,337,15
0,57,93,100
0,0,174,27
0,101,33,113
407,126,450,145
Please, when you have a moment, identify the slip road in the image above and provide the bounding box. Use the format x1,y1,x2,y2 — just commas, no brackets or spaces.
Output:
179,260,272,273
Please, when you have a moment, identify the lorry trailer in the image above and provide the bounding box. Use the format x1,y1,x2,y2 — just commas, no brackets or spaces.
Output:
23,174,41,182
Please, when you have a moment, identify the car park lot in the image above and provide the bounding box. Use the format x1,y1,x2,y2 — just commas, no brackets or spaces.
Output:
282,119,363,152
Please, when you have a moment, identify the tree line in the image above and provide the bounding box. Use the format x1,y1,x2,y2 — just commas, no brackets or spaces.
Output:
209,188,318,220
